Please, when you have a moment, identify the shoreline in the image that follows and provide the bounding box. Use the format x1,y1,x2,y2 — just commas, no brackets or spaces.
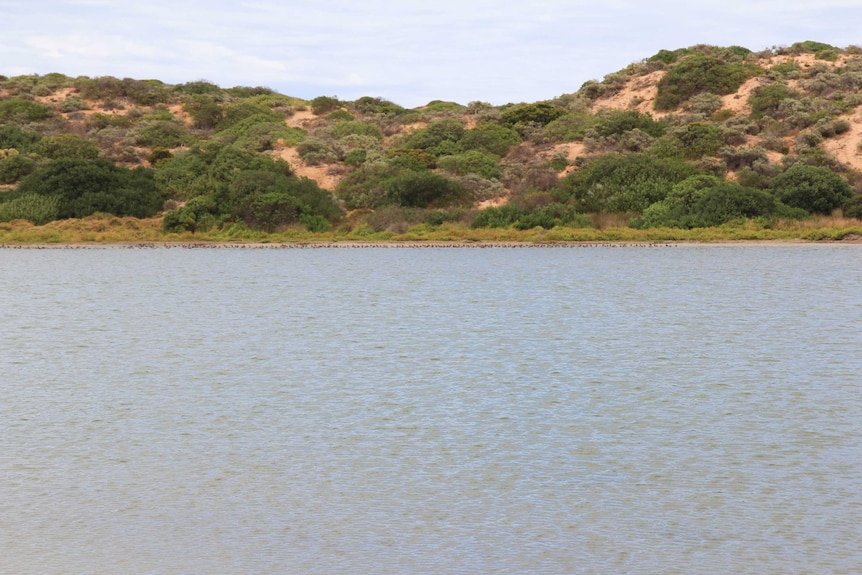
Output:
2,238,860,249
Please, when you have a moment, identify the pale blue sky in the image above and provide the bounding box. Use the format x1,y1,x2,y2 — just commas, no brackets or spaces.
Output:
2,0,860,107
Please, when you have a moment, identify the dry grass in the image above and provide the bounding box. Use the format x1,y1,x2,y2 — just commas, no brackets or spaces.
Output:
2,213,861,245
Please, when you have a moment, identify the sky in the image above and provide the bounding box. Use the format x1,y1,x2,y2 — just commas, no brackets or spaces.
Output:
2,0,861,108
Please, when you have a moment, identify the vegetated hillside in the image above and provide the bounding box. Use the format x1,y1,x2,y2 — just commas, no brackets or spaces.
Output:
2,40,862,236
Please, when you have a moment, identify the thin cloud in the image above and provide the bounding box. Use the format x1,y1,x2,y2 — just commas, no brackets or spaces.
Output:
4,0,861,106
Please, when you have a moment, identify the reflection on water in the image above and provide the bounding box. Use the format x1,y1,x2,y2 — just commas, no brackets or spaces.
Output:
1,246,861,574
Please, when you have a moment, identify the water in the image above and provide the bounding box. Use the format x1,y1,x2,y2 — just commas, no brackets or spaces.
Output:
1,245,861,574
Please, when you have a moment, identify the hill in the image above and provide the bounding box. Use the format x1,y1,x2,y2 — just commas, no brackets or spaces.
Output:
2,41,862,240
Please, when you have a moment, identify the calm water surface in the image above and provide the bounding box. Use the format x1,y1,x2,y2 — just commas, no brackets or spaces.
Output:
1,245,861,574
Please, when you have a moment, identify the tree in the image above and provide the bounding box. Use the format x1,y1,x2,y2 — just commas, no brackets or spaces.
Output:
770,165,852,215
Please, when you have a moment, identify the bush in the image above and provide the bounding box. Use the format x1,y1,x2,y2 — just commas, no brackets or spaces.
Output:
58,95,88,113
558,153,701,212
216,102,281,131
0,152,37,183
674,122,724,159
473,204,525,228
349,96,405,116
0,193,60,225
16,159,162,219
74,76,170,106
311,96,341,115
633,176,785,228
398,118,466,156
501,103,566,127
460,122,522,156
0,98,54,123
183,95,224,130
0,126,43,152
329,121,384,140
437,150,501,180
770,165,853,214
720,146,768,171
133,120,193,148
655,55,761,110
540,112,595,143
593,110,667,138
749,83,799,119
383,171,469,208
37,134,100,160
297,138,340,165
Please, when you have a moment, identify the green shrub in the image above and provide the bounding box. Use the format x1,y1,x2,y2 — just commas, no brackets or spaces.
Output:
0,126,43,152
297,138,340,165
344,148,367,167
420,100,467,114
684,92,723,115
0,98,54,123
330,121,384,140
174,81,222,95
460,123,522,156
540,112,595,143
37,134,100,160
133,120,192,148
655,55,761,110
349,96,405,116
458,173,505,202
720,146,768,170
58,95,88,113
593,110,667,138
216,102,281,131
770,165,853,214
398,118,466,156
74,76,170,106
16,159,162,219
0,193,60,225
648,48,691,65
674,122,723,159
301,213,331,232
558,153,701,212
473,205,525,228
326,109,354,121
226,120,305,152
382,171,469,209
749,83,799,119
0,153,37,184
633,176,786,228
770,62,801,78
842,194,862,219
501,103,566,127
311,96,341,115
163,195,219,233
183,95,224,130
437,150,501,180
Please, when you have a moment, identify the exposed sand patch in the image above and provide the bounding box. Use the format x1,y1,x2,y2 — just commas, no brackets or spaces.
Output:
758,53,851,70
551,142,587,162
591,71,667,117
275,147,344,190
721,77,764,115
476,197,508,209
285,109,317,129
821,107,862,171
168,104,192,126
